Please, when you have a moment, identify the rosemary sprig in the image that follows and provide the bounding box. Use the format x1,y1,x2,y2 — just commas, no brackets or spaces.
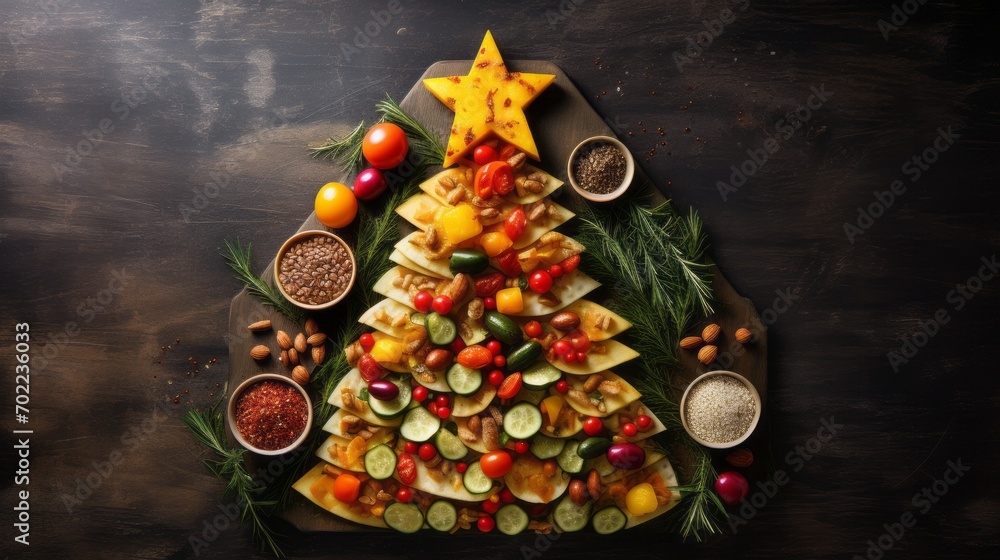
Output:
672,445,725,541
309,122,367,173
376,95,446,166
183,400,284,557
222,239,304,326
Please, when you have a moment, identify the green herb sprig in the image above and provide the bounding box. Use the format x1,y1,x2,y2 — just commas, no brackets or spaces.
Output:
309,122,367,173
222,239,304,326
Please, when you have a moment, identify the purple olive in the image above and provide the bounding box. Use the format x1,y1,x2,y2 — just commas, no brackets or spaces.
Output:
353,168,388,201
606,442,646,470
367,379,399,401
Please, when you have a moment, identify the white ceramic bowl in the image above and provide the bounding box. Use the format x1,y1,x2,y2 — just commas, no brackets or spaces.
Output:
566,135,635,202
227,373,313,456
680,370,762,449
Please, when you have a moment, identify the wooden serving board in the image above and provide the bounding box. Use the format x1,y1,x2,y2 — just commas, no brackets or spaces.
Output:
226,61,767,532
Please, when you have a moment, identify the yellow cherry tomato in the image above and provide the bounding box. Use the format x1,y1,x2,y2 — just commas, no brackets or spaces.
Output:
315,182,358,228
625,482,658,516
495,287,523,314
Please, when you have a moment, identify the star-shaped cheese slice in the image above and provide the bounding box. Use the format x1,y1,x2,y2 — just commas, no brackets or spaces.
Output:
424,31,555,167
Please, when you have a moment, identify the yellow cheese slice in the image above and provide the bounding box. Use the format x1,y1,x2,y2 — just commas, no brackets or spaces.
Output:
503,453,570,504
292,463,389,529
513,299,632,342
548,339,639,375
315,432,395,472
554,370,641,417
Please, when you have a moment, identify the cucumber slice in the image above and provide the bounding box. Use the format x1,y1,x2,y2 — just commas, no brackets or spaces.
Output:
576,437,612,459
363,444,397,480
520,362,562,390
556,440,584,474
399,406,442,443
592,505,627,534
409,312,427,327
463,461,494,494
530,434,566,460
506,340,542,372
368,377,412,419
445,363,482,397
434,428,468,461
426,312,457,346
426,500,458,532
495,504,530,535
588,454,616,478
503,402,542,440
383,502,424,534
552,495,592,532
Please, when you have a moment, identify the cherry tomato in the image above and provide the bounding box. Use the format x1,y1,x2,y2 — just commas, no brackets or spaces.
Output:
396,453,417,485
555,380,569,393
428,402,438,416
413,291,433,313
583,417,604,436
514,440,530,454
457,345,493,369
314,182,358,228
436,406,451,419
552,340,571,356
395,487,412,503
497,372,522,399
504,206,527,242
419,443,437,461
456,462,468,474
482,499,500,514
559,254,581,273
404,441,418,454
486,340,502,356
568,329,591,353
412,385,428,403
575,351,587,363
493,354,506,368
622,422,638,437
362,123,408,169
529,504,548,516
450,337,467,354
562,350,576,364
477,515,495,533
435,394,450,408
528,270,553,294
524,320,543,338
499,144,516,161
484,297,497,310
480,451,513,478
636,415,653,430
496,249,523,278
549,264,564,279
488,369,505,386
500,489,515,503
432,295,453,314
353,167,388,201
473,144,498,165
476,161,514,198
333,472,361,503
359,333,375,351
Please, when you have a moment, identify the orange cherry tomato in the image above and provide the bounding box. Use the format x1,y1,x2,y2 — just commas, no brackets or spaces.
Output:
332,473,361,503
479,451,513,479
314,182,358,228
457,345,493,369
476,161,514,198
362,123,409,169
497,372,522,399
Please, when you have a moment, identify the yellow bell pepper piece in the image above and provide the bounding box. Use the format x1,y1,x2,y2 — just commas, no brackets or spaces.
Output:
541,395,565,426
440,203,483,245
495,287,523,314
625,483,658,515
370,339,403,363
480,231,513,257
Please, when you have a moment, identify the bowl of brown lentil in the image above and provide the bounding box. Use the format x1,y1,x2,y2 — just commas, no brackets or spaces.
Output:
227,373,313,455
274,230,356,310
566,135,635,202
680,370,761,449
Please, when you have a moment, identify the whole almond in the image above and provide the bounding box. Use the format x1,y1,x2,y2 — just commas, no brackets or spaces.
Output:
550,311,581,331
288,347,299,366
280,349,289,366
249,345,270,361
725,448,754,468
294,332,308,354
679,336,704,350
247,320,272,332
701,323,721,343
311,345,326,365
291,365,310,386
304,318,319,337
276,330,292,350
307,333,327,346
423,349,453,371
568,480,588,507
481,417,500,451
735,328,753,345
697,345,718,365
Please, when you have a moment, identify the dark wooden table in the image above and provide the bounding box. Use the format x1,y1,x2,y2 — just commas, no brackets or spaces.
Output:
2,1,998,558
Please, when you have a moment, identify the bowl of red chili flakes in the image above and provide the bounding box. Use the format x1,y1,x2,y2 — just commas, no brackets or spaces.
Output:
227,373,313,455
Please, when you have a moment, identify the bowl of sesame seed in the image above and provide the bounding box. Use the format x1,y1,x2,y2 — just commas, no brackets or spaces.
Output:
680,370,761,449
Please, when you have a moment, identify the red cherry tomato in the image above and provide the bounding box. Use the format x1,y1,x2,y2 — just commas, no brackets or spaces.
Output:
575,351,587,363
504,207,527,242
419,443,437,461
404,441,418,454
396,454,417,485
482,499,500,514
558,254,581,273
500,489,515,503
353,168,388,201
486,340,502,356
450,337,467,354
562,350,576,363
552,340,571,356
428,401,438,416
528,270,553,294
555,380,569,393
583,417,604,436
477,515,495,533
549,264,564,279
497,372,522,399
636,415,653,430
413,291,433,313
432,295,453,314
395,487,412,503
476,161,514,198
479,451,513,478
359,333,375,351
456,462,468,474
484,297,497,310
622,422,638,437
435,394,450,408
514,440,530,454
412,385,428,403
493,354,506,368
496,250,523,278
473,144,498,165
488,369,505,386
524,320,543,338
436,406,451,419
567,329,591,353
363,123,408,169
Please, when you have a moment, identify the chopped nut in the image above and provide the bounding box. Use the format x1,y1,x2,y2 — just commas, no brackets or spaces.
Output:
528,520,554,534
468,415,481,434
583,374,605,393
587,469,603,501
472,194,504,208
567,389,591,407
507,152,527,170
538,292,561,307
458,427,479,443
488,405,504,427
434,185,449,198
447,187,466,205
527,201,547,221
440,273,469,302
524,179,544,193
599,380,623,397
358,495,376,506
467,298,485,320
479,208,500,219
481,417,500,451
438,175,457,189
